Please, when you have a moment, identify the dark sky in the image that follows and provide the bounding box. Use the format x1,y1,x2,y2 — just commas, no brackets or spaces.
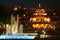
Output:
0,0,60,9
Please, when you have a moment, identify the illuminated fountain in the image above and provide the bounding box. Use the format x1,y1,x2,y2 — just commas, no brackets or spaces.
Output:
0,4,56,39
19,24,23,35
11,15,19,35
0,14,35,39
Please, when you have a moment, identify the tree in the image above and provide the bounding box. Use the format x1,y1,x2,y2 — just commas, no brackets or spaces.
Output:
0,4,10,24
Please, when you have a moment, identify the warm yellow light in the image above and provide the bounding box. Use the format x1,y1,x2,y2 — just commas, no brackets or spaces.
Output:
32,24,40,29
41,24,44,26
43,13,47,15
35,9,46,13
41,9,45,12
32,24,39,28
13,7,18,11
6,24,9,28
35,13,38,15
32,24,47,29
6,24,10,34
32,24,53,29
49,25,55,30
47,18,50,22
33,13,38,15
40,34,51,38
35,10,38,13
40,34,46,38
44,18,47,21
33,18,37,22
36,24,39,27
3,24,5,28
30,18,37,22
30,18,32,22
44,18,50,22
23,14,25,16
41,24,47,29
53,13,55,15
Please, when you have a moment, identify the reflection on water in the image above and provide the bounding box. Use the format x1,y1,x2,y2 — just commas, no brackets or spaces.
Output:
0,35,36,39
40,34,51,38
34,34,60,40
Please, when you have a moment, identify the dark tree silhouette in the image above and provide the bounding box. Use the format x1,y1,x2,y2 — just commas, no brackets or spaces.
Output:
0,4,10,24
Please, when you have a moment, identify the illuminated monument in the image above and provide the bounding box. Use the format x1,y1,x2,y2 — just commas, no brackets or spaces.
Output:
0,14,35,39
30,9,56,30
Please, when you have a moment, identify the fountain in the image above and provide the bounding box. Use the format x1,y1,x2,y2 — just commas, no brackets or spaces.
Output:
0,14,35,39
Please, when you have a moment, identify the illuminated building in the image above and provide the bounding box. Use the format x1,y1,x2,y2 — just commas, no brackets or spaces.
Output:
30,9,56,30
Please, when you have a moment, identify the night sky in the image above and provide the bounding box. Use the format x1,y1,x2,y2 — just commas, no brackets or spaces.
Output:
0,0,60,9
